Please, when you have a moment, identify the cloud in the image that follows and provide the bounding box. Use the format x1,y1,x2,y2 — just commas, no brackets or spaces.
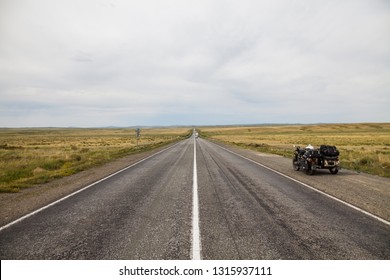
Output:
0,0,389,127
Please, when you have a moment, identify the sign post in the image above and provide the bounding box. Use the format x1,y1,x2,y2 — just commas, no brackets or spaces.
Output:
135,128,141,146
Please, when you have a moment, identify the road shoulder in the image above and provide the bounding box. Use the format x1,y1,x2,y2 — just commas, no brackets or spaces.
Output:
0,142,179,227
206,139,390,222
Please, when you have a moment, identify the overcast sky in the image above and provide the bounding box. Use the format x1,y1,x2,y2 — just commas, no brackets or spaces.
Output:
1,0,389,127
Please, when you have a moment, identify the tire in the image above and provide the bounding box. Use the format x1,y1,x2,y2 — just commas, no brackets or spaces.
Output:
329,167,339,174
306,164,315,175
293,159,300,171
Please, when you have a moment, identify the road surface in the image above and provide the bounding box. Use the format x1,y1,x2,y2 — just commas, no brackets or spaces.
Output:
0,136,389,259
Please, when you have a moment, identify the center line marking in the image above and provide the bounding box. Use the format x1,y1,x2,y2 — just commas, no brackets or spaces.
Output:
192,133,201,260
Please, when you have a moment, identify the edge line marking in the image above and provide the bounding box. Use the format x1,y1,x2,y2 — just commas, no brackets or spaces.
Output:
212,141,390,227
0,141,183,232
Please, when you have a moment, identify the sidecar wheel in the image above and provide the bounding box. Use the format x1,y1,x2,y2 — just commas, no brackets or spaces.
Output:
329,167,339,174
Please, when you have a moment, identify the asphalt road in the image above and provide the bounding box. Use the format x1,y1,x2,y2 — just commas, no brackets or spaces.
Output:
0,136,389,259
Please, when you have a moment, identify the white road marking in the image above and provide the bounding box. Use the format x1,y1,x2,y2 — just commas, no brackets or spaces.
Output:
192,134,202,260
0,142,182,233
214,142,390,227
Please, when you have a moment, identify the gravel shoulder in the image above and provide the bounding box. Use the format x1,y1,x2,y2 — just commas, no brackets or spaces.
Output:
0,143,179,227
1,139,389,227
211,140,390,222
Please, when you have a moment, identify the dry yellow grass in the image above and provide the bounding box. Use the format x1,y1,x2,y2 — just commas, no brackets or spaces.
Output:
0,127,191,192
199,123,390,178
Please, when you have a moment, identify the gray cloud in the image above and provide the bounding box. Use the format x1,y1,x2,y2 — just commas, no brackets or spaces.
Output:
1,0,389,127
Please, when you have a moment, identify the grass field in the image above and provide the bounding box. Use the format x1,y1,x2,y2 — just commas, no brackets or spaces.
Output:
0,127,191,193
199,123,390,178
1,123,388,193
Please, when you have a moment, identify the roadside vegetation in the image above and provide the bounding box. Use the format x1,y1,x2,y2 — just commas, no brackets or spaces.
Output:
199,123,390,178
0,127,191,193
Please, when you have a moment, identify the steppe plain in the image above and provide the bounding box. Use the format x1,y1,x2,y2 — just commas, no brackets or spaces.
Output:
0,123,389,226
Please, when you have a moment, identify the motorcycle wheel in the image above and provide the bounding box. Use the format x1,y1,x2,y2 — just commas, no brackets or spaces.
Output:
292,159,300,171
306,164,315,175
